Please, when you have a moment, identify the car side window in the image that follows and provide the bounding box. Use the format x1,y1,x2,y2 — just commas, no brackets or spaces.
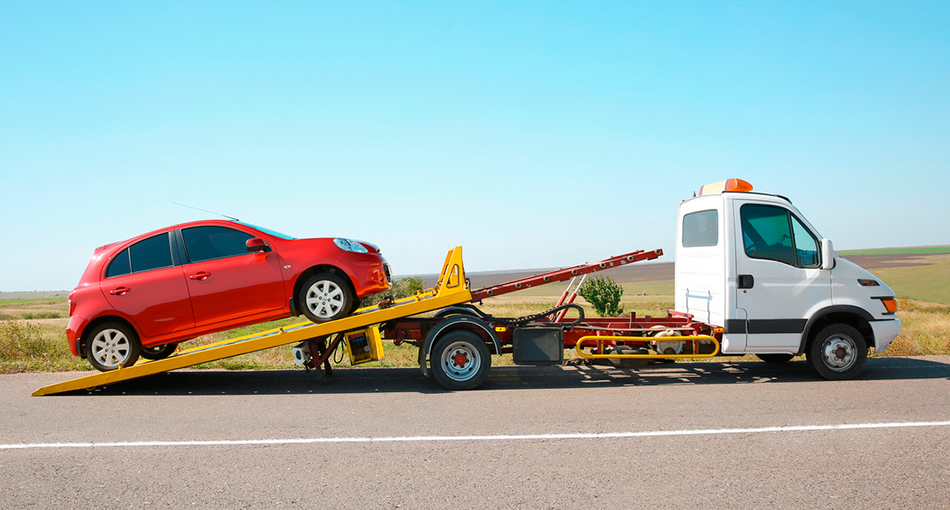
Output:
181,226,254,263
106,233,174,277
106,249,132,278
740,204,820,268
130,233,175,272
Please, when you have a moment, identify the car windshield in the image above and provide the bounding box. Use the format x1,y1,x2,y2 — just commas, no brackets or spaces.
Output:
236,222,295,240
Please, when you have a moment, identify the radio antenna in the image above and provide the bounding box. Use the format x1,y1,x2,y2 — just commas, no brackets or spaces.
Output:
174,203,240,222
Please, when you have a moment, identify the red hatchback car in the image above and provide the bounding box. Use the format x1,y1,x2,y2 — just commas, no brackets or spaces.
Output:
67,220,391,371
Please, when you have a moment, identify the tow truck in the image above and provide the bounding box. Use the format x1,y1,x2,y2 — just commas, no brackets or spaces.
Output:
33,179,901,395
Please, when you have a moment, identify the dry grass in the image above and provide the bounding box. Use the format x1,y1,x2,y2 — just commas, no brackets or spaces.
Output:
0,294,946,373
878,299,950,356
0,298,67,321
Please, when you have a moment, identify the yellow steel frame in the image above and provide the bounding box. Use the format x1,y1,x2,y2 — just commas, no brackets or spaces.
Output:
33,247,472,396
574,335,721,360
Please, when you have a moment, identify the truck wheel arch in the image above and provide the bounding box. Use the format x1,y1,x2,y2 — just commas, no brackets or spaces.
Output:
419,315,502,378
799,306,875,355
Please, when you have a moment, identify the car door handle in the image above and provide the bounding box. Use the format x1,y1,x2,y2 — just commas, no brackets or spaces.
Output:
738,274,755,289
189,272,211,281
109,287,131,296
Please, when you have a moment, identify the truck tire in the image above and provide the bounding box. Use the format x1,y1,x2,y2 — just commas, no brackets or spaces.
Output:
430,330,491,390
756,353,794,364
807,324,867,380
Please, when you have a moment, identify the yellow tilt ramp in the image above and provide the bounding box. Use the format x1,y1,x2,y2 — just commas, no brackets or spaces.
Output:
33,247,472,396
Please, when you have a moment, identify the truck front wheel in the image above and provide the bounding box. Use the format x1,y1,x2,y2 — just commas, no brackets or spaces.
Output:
807,324,868,380
430,330,491,390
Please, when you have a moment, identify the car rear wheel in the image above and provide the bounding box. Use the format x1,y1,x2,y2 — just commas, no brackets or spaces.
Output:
85,322,141,371
140,342,179,360
299,273,355,323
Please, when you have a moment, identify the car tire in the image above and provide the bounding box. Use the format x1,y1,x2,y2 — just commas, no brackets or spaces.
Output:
807,324,868,380
140,342,179,360
430,329,491,390
756,353,794,364
299,273,355,323
85,322,141,371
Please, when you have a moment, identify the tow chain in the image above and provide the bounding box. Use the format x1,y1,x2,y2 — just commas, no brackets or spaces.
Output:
485,303,586,327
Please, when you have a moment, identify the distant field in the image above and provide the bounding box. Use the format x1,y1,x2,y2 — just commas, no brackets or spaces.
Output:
839,246,950,256
1,247,948,373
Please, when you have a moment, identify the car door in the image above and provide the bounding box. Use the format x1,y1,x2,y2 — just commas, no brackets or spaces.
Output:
734,202,830,351
102,232,196,339
179,225,286,327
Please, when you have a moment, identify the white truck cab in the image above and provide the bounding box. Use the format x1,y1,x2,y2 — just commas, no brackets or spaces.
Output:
674,179,902,379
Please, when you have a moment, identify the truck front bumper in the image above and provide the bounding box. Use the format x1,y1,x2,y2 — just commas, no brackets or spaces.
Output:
870,318,902,353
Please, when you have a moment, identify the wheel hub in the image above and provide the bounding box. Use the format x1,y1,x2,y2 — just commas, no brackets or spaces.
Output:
823,337,854,369
451,351,470,368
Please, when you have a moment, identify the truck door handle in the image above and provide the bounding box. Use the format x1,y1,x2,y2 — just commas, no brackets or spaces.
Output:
189,272,211,281
109,287,131,296
738,274,754,289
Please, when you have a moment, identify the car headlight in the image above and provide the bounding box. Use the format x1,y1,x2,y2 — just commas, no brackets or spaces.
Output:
333,238,369,254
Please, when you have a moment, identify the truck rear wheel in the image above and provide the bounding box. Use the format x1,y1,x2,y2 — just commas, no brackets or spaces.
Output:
430,330,491,390
807,324,867,380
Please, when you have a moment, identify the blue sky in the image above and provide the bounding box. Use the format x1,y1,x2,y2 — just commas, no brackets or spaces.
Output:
1,1,947,292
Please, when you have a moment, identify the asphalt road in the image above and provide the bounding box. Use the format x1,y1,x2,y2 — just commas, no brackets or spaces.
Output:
2,356,949,509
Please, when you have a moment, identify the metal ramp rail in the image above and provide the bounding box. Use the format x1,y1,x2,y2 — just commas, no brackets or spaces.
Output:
32,247,472,396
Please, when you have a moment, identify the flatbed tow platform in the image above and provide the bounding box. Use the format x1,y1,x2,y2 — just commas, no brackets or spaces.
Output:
33,247,474,396
34,245,677,395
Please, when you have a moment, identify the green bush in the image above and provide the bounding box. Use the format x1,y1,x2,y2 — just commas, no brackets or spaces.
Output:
578,276,624,317
362,276,426,306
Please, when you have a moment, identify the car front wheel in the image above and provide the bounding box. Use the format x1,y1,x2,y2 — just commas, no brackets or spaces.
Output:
299,273,355,323
140,342,179,360
85,322,141,371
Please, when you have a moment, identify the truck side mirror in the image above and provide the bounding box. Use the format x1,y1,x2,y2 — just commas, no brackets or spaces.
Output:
246,238,270,253
820,239,835,270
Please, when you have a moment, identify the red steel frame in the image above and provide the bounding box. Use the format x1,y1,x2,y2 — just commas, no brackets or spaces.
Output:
381,248,721,354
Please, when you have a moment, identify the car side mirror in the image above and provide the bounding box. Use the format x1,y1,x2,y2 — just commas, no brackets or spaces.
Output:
820,238,835,270
247,238,270,253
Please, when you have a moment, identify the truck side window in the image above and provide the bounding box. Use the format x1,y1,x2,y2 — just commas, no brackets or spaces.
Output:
682,210,719,247
791,216,820,268
740,204,820,268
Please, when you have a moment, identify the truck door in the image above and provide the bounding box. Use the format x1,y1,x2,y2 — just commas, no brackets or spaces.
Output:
733,201,830,351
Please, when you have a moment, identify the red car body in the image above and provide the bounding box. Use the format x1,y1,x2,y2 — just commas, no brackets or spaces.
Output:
67,220,390,363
